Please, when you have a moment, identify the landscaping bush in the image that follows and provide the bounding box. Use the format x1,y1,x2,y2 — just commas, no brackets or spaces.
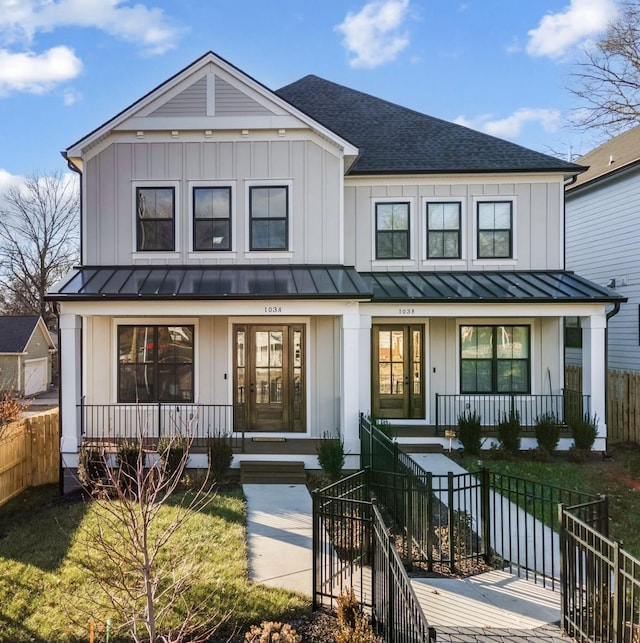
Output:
117,439,144,493
496,409,521,454
535,413,560,455
316,432,345,480
572,413,598,451
245,621,301,643
457,410,482,456
78,445,106,487
208,434,233,482
157,436,187,479
335,588,381,643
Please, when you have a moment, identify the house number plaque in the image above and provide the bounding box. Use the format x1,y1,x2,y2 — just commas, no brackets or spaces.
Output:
264,306,283,313
398,308,416,315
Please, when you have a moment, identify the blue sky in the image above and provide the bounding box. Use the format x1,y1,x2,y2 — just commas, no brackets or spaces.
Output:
0,0,619,186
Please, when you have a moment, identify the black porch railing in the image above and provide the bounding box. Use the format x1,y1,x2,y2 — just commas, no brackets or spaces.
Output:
312,471,436,643
78,401,244,450
435,390,590,433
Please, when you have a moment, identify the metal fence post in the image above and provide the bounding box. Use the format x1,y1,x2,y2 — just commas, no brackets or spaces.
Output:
448,471,455,573
406,473,413,570
157,401,162,438
558,503,567,637
481,467,491,564
427,472,434,572
613,541,623,643
312,490,319,611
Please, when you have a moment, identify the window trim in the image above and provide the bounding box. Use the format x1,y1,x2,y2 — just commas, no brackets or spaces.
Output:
245,182,292,253
458,323,531,394
132,181,179,256
248,184,290,252
190,183,234,253
425,200,462,260
473,197,517,263
371,197,415,265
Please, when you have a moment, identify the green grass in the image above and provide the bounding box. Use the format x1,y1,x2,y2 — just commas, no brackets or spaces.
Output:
0,484,309,642
462,444,640,557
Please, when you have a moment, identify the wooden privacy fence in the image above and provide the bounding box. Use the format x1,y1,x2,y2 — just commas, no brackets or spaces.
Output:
0,410,59,507
566,365,640,444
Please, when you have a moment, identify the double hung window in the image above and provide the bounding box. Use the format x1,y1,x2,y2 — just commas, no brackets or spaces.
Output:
477,201,512,259
250,186,288,250
193,187,232,251
375,202,410,259
426,202,461,259
136,187,175,251
118,325,194,402
460,325,530,393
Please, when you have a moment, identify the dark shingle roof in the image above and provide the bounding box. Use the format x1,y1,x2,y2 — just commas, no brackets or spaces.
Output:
277,75,584,176
0,316,40,353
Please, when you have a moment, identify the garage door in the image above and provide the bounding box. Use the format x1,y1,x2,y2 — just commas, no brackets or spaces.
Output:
24,358,48,396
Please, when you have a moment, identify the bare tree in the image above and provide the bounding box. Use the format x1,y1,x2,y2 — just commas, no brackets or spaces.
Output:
0,171,79,328
75,428,230,643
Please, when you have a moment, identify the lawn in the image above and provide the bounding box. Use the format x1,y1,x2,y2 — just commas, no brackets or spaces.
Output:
462,443,640,557
0,484,309,643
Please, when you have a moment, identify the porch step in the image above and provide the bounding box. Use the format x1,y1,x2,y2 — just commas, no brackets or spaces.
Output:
240,460,307,485
399,443,445,454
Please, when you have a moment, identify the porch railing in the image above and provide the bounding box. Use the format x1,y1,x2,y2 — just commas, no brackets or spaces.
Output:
435,390,590,433
78,401,243,449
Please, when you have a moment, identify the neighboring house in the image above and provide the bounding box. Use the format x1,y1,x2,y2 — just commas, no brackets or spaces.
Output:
47,52,623,489
0,316,55,397
566,126,640,372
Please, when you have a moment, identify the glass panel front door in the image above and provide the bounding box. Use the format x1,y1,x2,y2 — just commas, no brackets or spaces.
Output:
372,324,424,419
234,324,305,432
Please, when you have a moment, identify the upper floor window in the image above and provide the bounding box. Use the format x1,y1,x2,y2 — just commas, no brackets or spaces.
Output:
460,325,530,394
136,187,175,252
118,325,194,402
426,202,461,259
564,317,582,349
250,186,288,251
375,202,410,260
193,187,231,251
477,201,512,259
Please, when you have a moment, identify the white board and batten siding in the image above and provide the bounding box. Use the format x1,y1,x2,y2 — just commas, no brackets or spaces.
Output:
566,169,640,372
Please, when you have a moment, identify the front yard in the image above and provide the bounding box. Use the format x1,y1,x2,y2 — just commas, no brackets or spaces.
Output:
0,484,308,643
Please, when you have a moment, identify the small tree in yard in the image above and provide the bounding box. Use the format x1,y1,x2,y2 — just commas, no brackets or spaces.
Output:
76,425,228,643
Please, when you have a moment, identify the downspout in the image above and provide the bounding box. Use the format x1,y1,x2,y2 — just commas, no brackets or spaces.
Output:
604,302,622,433
62,152,83,264
54,300,63,496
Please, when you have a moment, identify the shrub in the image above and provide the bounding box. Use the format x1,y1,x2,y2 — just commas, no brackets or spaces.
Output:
117,439,144,493
457,411,482,456
157,436,187,479
245,621,301,643
572,413,598,451
316,432,345,480
208,434,233,482
78,446,106,487
496,409,521,454
534,413,560,454
335,588,381,643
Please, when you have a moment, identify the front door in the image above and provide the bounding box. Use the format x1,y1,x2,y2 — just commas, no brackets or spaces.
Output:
233,324,305,432
372,325,424,419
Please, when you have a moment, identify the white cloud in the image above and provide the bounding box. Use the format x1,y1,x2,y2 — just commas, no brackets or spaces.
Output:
455,108,562,139
526,0,617,59
0,0,182,55
0,46,82,96
63,88,81,105
0,169,23,191
336,0,411,69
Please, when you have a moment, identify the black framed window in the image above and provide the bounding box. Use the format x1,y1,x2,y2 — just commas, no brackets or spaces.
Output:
118,325,194,402
427,202,461,259
193,187,231,251
136,187,175,251
564,317,582,348
250,186,288,250
375,202,410,259
477,201,512,258
460,325,530,393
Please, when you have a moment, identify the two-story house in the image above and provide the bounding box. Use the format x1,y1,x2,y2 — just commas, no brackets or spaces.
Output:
49,52,622,490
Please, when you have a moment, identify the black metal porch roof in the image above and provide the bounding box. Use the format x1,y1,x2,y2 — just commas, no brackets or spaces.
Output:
49,265,373,300
359,270,625,303
48,266,625,304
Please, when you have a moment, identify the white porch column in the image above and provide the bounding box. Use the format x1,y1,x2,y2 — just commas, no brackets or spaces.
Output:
340,310,361,456
359,312,372,416
581,313,607,448
59,312,82,471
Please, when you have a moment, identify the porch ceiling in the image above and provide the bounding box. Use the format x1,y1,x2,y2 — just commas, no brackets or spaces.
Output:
47,265,373,300
360,270,626,303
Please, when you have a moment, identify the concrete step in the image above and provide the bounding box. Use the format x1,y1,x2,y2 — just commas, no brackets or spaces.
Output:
240,460,307,485
399,443,445,454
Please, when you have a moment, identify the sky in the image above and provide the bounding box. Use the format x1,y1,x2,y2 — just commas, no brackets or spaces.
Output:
0,0,621,188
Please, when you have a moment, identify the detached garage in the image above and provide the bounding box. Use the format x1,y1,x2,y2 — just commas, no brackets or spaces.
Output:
0,316,56,397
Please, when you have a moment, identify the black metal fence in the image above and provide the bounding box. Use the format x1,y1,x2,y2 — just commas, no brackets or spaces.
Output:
79,401,244,450
435,390,590,433
312,471,436,643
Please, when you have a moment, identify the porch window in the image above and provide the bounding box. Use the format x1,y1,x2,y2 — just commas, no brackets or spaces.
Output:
477,201,512,258
193,187,231,250
250,186,288,250
564,317,582,348
426,202,461,259
118,325,194,402
136,187,175,251
375,202,410,259
460,325,530,393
